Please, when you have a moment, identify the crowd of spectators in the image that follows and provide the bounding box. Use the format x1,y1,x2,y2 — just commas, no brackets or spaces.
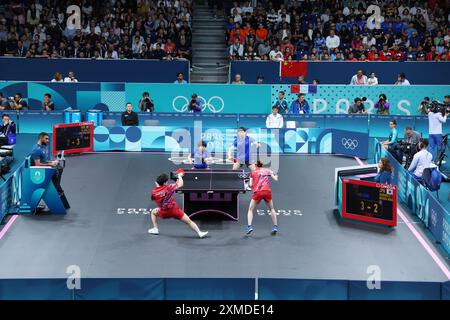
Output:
0,0,193,61
226,0,450,62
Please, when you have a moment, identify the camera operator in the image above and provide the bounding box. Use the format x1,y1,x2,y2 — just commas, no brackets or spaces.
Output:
11,93,28,110
418,97,430,115
188,93,202,113
348,97,367,114
138,92,154,112
408,139,432,180
374,94,390,115
445,95,450,108
428,101,447,161
0,114,16,147
0,93,11,110
394,126,421,166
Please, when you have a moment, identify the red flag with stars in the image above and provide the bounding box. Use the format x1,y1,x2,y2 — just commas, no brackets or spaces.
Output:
280,61,308,78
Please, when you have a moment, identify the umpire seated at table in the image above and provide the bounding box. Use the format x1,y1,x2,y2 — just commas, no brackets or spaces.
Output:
121,102,139,126
394,126,421,163
407,139,432,180
0,113,16,147
30,132,65,196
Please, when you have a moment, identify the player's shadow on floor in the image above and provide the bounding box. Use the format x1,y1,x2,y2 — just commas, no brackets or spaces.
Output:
332,209,396,235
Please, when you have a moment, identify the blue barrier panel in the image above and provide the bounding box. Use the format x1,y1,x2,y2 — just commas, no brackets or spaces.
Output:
285,114,326,129
165,278,255,300
231,61,450,85
0,57,190,83
332,130,369,159
18,111,64,134
282,128,332,154
259,279,348,300
443,282,450,300
1,82,448,115
238,114,268,128
325,114,368,133
0,279,72,300
74,278,164,300
369,115,415,138
348,281,442,300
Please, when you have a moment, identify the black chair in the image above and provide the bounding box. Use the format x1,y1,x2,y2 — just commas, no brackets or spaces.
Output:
421,168,441,200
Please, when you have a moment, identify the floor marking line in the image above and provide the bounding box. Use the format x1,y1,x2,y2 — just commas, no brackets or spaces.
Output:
0,215,18,241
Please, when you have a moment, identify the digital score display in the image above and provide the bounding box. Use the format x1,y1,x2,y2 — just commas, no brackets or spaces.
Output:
52,122,94,155
341,178,397,227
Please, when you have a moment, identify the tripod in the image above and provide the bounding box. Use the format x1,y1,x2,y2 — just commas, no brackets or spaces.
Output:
436,134,449,171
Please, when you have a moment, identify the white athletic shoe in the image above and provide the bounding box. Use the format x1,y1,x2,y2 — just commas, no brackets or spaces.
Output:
198,231,209,238
148,227,159,235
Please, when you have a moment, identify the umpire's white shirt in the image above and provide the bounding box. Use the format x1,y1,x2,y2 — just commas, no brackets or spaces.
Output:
408,149,433,177
266,113,284,128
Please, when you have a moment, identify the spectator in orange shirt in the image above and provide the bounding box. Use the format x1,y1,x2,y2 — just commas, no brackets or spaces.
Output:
164,38,176,54
255,23,268,42
241,22,254,38
229,28,245,45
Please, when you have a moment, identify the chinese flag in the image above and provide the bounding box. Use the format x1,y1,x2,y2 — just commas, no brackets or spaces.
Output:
280,61,308,78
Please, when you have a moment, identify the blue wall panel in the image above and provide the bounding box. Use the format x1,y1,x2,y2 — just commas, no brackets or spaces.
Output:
0,58,189,83
165,278,255,300
231,61,450,85
259,279,348,300
74,278,164,300
348,281,442,300
0,279,72,300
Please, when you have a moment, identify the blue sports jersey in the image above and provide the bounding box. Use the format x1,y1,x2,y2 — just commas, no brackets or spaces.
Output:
233,136,255,162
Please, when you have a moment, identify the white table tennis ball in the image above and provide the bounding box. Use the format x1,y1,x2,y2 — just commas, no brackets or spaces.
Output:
195,177,198,180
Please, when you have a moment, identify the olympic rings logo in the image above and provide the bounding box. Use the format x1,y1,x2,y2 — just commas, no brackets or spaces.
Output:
238,173,249,179
172,95,225,113
341,138,359,150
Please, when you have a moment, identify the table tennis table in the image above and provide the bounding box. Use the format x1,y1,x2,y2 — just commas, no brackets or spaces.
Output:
176,169,247,220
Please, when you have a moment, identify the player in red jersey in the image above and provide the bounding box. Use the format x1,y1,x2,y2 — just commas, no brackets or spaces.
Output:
148,172,208,238
245,160,279,236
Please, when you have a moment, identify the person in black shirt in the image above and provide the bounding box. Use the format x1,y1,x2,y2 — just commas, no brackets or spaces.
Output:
121,102,139,126
12,93,28,110
348,97,366,114
0,113,16,146
42,93,55,111
138,92,154,112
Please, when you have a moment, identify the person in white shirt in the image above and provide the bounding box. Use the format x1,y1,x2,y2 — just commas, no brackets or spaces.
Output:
362,34,376,49
266,106,284,128
269,45,283,61
350,69,368,85
325,30,340,50
428,106,447,160
395,72,410,85
229,38,244,59
64,71,78,82
367,72,378,85
408,139,432,179
51,72,64,82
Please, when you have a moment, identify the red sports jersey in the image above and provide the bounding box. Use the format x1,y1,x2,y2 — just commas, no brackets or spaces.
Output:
251,168,273,193
151,183,178,210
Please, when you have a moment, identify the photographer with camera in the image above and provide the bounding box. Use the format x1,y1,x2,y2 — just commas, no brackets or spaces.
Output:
189,93,202,113
0,93,11,110
138,92,154,112
348,97,367,114
374,94,390,115
428,100,447,161
11,93,28,110
0,114,16,147
418,97,430,115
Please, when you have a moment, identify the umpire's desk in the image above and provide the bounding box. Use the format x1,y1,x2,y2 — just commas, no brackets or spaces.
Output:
176,169,247,220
